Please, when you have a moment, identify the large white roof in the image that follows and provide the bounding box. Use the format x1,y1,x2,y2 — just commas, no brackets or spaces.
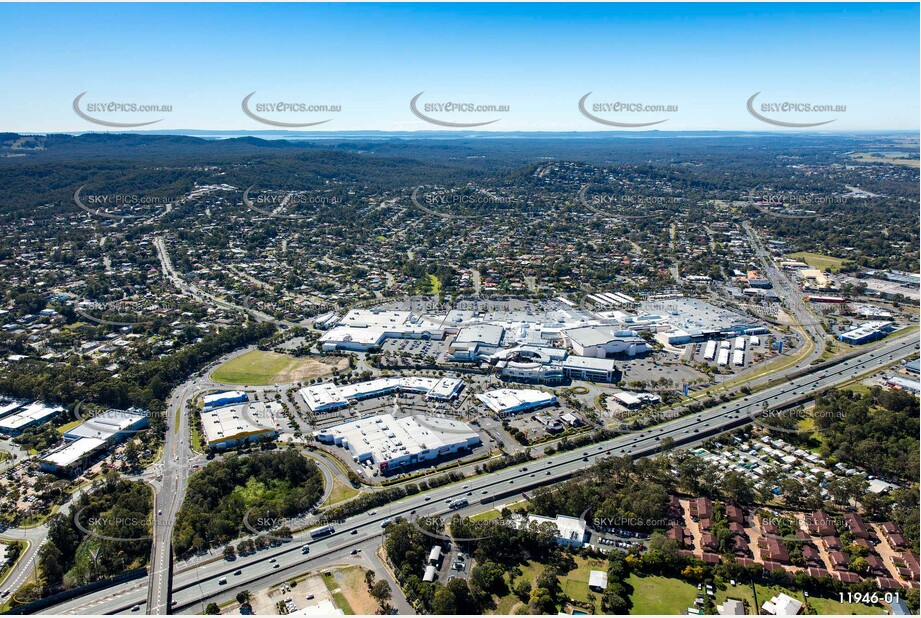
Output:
299,376,462,411
41,437,106,467
476,388,555,413
0,401,62,430
528,514,586,544
313,413,478,464
66,408,147,440
201,401,280,445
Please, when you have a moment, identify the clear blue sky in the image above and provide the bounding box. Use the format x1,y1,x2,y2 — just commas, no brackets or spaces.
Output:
1,3,918,132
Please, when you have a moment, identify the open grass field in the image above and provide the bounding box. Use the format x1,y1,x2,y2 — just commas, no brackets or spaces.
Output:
322,476,361,506
849,153,920,168
626,574,698,615
321,566,378,615
211,350,348,385
786,251,849,273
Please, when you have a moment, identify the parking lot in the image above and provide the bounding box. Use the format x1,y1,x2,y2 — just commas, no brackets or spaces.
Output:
378,336,449,360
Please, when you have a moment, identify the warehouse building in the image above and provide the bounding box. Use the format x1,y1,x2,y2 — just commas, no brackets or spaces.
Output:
838,321,897,345
200,401,281,449
39,408,149,475
299,376,463,413
40,437,108,475
0,399,25,419
202,390,249,409
64,408,149,442
476,388,557,415
885,376,920,394
313,413,481,474
0,401,63,436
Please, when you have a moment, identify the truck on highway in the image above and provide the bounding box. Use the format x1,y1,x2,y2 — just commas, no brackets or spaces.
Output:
449,498,468,509
309,525,334,539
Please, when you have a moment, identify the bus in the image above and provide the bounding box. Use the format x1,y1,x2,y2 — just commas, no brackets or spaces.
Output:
310,525,334,539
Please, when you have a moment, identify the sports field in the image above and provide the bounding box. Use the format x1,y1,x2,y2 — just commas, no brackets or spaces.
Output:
211,350,348,385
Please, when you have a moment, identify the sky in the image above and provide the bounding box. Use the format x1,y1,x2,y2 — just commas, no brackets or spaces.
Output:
1,3,918,133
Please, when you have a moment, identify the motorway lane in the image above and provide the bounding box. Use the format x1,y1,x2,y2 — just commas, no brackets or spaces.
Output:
147,370,203,614
42,333,917,615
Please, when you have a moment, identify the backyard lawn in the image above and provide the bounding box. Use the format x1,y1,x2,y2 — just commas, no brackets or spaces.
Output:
626,574,698,614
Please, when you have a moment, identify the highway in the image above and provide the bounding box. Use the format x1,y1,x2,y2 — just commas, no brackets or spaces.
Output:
745,222,827,352
146,373,200,615
40,332,918,615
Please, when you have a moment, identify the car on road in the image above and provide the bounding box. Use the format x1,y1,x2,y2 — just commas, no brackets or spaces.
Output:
351,529,358,535
218,578,227,585
234,570,242,576
131,605,140,612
